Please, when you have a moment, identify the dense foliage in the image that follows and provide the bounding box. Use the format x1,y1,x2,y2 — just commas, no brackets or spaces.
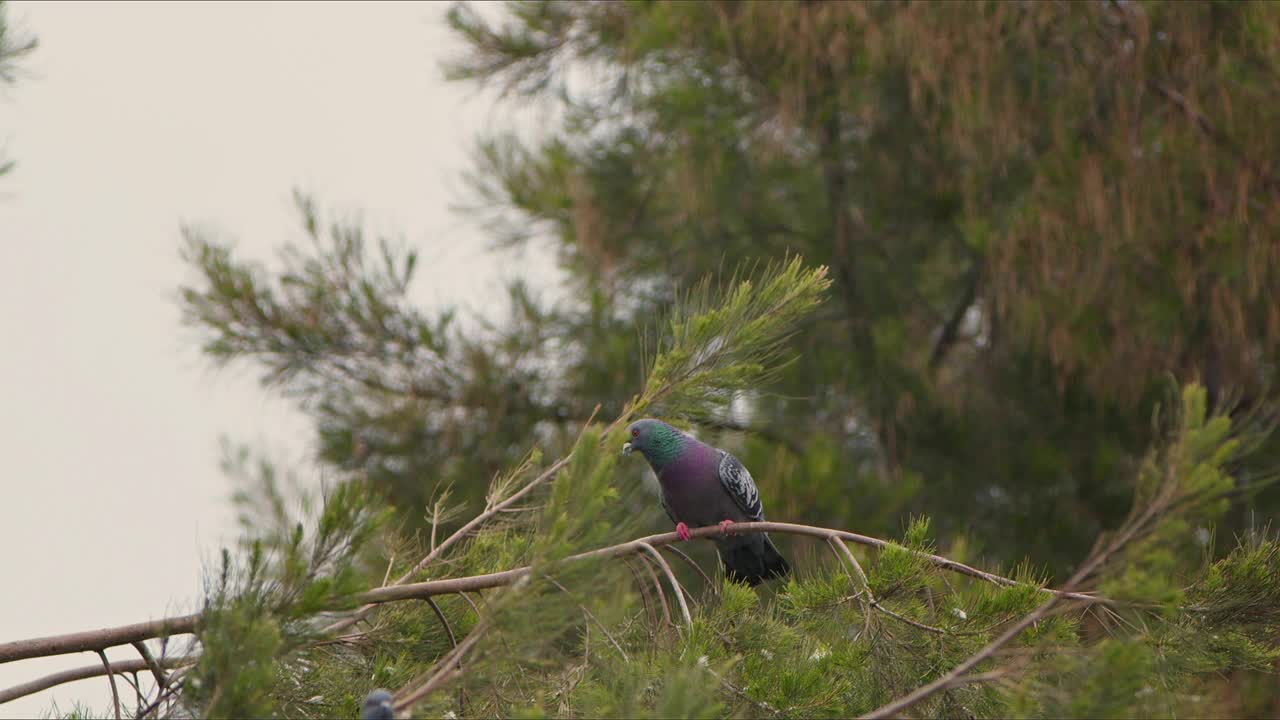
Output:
440,0,1280,568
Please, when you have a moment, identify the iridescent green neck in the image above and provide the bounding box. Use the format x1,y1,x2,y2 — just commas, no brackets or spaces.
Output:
645,423,687,469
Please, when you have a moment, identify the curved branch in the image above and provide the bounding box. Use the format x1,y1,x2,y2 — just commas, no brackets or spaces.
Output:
662,544,714,588
392,621,488,712
0,656,192,705
95,650,122,720
548,578,630,663
421,597,464,714
861,472,1167,719
356,522,1104,606
636,542,692,627
131,641,168,693
1,521,1107,677
621,557,658,627
632,552,672,628
422,598,457,652
827,537,875,640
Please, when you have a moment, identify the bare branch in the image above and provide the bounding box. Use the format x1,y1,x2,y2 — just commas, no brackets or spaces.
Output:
633,552,673,629
548,578,630,663
1,520,1106,681
662,543,715,589
827,537,875,639
96,650,122,720
861,467,1169,719
422,597,464,714
393,621,489,712
622,557,658,627
130,642,168,693
873,602,948,636
0,614,200,665
136,677,186,720
636,542,692,627
858,591,1059,720
0,656,191,706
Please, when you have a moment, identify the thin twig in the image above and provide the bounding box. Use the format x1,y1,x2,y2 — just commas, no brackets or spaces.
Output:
873,603,948,635
381,552,396,588
96,650,123,720
662,544,715,589
422,597,465,716
393,622,488,712
459,591,484,621
636,542,692,627
135,677,185,720
331,406,607,637
324,455,573,635
0,522,1116,707
633,551,673,629
130,641,168,693
705,662,779,716
548,578,630,663
827,537,875,640
861,479,1168,719
119,671,142,715
828,544,949,636
622,557,658,627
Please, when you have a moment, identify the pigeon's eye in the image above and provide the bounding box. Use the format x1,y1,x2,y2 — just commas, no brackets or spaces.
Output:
631,428,640,438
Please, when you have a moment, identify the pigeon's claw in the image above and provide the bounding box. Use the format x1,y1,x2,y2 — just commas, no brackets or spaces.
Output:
718,519,735,536
676,522,691,542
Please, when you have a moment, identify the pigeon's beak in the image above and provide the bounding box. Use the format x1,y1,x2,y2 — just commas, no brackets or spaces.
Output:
622,441,633,456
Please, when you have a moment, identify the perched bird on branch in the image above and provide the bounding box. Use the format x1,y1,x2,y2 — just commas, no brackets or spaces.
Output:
623,418,790,585
360,689,396,720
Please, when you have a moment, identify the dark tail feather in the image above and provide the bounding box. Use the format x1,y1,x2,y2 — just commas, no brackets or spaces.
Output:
719,534,790,586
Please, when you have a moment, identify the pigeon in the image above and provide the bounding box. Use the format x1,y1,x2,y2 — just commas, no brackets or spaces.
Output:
622,418,790,585
360,689,395,720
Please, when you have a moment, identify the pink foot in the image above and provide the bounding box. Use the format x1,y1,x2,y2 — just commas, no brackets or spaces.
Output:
719,519,736,536
676,522,691,542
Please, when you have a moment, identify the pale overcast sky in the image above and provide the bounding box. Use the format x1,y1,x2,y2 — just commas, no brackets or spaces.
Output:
0,2,553,716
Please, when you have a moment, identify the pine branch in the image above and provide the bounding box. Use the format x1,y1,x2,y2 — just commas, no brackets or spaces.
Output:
324,405,611,637
0,521,1104,671
860,422,1195,720
322,453,577,636
0,520,1108,707
392,620,489,712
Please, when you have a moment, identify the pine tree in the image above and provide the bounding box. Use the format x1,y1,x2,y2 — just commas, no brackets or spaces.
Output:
5,2,1279,717
443,0,1280,570
6,260,1278,718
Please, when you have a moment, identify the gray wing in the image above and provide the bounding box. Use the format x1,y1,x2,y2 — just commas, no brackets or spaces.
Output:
716,451,764,521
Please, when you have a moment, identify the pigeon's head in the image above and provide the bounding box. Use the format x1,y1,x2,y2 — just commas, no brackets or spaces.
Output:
622,418,686,465
360,689,395,720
